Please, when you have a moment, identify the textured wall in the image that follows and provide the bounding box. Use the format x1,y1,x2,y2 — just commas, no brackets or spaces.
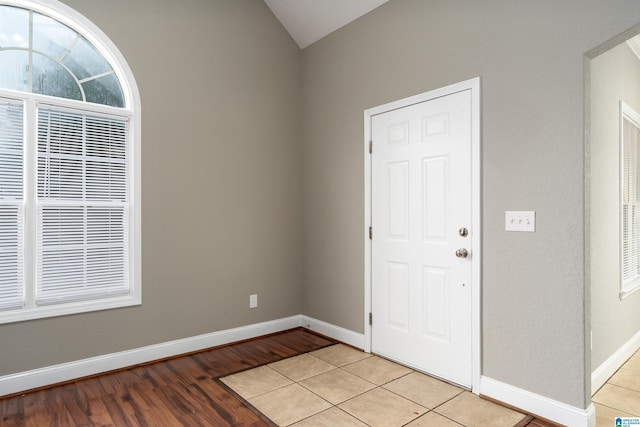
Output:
0,0,302,375
590,43,640,370
300,0,640,408
4,0,640,412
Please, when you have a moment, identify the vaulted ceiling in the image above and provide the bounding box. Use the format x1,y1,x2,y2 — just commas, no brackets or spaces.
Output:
263,0,389,48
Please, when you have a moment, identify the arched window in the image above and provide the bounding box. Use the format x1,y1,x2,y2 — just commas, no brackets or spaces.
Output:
0,0,141,323
0,5,125,106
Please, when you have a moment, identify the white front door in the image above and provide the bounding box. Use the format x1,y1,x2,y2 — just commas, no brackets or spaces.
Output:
370,88,474,388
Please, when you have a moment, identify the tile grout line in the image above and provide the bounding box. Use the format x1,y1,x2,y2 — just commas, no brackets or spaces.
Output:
601,376,640,397
238,349,363,426
215,377,279,427
283,358,374,426
216,341,339,382
285,357,456,426
427,390,469,426
277,350,420,426
247,356,440,426
377,372,468,427
226,343,526,427
592,398,639,417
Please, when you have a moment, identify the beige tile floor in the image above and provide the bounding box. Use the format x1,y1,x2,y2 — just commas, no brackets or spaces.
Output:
221,344,527,427
593,349,640,426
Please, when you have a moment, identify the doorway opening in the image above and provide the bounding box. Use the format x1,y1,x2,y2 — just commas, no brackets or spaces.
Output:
587,24,640,397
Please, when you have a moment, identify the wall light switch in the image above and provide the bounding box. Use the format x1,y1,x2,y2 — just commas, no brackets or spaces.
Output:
505,211,535,232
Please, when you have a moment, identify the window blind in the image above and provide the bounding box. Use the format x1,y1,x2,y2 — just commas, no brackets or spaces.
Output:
0,100,24,311
622,115,640,288
36,107,129,305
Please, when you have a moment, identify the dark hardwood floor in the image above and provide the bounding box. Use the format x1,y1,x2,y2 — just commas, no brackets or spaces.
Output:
0,328,556,426
0,328,334,426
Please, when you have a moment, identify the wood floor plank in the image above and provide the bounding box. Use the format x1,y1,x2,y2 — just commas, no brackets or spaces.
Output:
0,397,24,427
61,384,96,426
99,393,128,426
269,329,334,353
73,377,112,402
22,391,60,427
94,372,123,397
197,345,256,376
123,384,158,414
187,380,272,426
165,355,212,384
89,399,115,424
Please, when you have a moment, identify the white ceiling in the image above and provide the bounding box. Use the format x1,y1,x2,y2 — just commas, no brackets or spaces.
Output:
264,0,389,49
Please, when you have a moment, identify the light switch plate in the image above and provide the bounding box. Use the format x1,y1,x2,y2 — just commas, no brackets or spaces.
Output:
505,211,535,232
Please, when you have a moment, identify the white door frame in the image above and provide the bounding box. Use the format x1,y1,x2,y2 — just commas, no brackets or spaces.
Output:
363,77,481,393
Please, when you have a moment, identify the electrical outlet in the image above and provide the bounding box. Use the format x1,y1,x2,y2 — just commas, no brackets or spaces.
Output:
249,294,258,309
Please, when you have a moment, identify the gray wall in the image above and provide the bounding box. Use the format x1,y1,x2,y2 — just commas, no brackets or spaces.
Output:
590,42,640,371
300,0,640,408
0,0,302,375
4,0,640,413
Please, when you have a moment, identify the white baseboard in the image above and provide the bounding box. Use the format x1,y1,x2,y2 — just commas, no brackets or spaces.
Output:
3,315,602,427
481,376,595,427
0,315,302,397
300,315,365,350
591,329,640,395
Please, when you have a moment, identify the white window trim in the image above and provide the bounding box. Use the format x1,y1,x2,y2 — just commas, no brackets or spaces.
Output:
620,100,640,299
0,0,141,323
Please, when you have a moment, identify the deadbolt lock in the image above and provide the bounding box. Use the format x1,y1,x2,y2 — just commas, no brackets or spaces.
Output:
459,227,469,237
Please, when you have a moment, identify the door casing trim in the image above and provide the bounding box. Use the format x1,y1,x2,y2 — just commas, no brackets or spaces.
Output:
363,77,481,393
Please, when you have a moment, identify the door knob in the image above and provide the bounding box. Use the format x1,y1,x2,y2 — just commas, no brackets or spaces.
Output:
455,248,468,258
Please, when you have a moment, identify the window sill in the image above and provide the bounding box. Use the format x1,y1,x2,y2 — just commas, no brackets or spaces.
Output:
0,294,141,324
620,280,640,300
